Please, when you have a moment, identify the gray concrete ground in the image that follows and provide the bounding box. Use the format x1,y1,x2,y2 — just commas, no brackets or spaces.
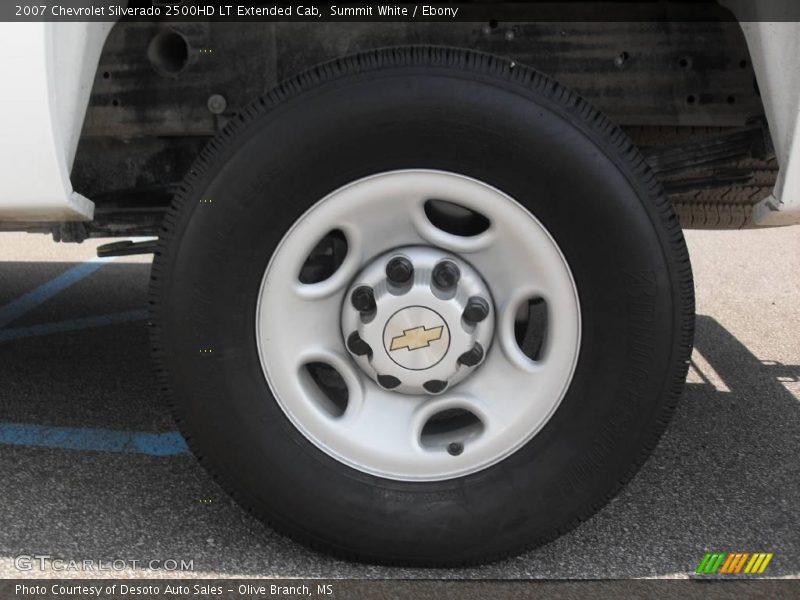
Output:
0,228,798,579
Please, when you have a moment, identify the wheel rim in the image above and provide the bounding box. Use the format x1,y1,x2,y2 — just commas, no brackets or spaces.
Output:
256,170,581,481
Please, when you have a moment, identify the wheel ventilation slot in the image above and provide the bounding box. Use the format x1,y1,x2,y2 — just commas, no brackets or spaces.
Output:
514,297,548,362
297,229,348,284
302,362,348,418
420,408,483,450
424,199,490,237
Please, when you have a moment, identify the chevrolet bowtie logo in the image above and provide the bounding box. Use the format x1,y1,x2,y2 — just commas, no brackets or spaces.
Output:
390,325,444,352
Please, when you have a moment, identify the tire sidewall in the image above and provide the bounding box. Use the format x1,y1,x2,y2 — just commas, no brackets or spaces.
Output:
155,58,686,562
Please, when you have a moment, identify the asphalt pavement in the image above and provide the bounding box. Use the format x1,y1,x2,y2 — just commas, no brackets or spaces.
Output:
0,228,798,579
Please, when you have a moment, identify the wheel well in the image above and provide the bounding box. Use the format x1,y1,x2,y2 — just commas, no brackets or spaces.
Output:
66,18,772,237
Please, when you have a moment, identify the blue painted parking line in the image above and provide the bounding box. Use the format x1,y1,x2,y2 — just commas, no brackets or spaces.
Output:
0,423,188,456
0,257,115,328
0,237,155,328
0,309,148,343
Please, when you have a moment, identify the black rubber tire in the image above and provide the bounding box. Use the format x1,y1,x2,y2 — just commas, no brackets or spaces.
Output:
150,47,695,566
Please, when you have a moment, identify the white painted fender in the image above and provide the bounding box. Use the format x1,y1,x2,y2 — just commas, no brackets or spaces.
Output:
0,22,113,222
737,21,800,225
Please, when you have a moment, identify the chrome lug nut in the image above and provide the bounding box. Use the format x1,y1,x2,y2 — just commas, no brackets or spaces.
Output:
350,285,376,313
432,260,460,289
423,380,448,394
377,375,401,389
463,296,490,323
346,331,372,357
386,256,414,284
458,343,485,367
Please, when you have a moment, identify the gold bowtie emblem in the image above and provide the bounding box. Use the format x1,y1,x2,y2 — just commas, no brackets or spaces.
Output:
390,325,444,352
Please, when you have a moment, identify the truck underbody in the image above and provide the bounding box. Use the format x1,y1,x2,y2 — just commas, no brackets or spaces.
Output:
0,19,781,241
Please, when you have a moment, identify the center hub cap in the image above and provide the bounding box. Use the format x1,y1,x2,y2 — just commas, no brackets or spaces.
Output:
383,306,450,370
342,246,494,395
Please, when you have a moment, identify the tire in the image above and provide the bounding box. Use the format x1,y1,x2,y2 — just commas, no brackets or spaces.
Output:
150,47,694,566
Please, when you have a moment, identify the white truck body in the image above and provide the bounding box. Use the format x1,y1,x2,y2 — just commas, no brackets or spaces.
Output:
0,19,799,226
0,22,112,221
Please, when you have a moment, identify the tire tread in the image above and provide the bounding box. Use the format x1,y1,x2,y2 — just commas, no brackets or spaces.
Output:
149,46,695,567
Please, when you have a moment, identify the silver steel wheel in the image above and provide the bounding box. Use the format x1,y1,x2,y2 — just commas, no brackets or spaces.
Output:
256,170,581,481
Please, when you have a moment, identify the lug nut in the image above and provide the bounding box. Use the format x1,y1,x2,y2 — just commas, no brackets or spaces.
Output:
386,256,414,284
346,332,372,357
432,260,460,289
423,380,448,394
447,442,463,456
458,343,485,367
350,285,376,313
377,375,401,389
463,296,490,323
